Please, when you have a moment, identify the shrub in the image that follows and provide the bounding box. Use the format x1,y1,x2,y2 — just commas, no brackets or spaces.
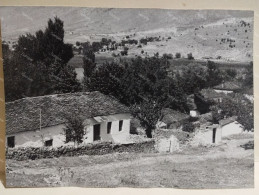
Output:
175,52,181,59
120,50,128,56
162,53,173,59
182,122,195,133
187,53,194,60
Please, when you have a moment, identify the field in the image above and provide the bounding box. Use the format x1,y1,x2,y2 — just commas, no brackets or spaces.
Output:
6,135,253,188
70,54,249,81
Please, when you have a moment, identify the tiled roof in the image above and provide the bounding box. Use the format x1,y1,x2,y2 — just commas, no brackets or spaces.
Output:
219,116,238,126
5,92,129,135
199,88,227,100
213,81,241,91
161,108,189,124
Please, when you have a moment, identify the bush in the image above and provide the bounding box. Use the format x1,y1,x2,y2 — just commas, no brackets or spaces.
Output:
187,53,194,60
175,52,181,58
162,53,173,59
182,122,195,133
121,50,128,56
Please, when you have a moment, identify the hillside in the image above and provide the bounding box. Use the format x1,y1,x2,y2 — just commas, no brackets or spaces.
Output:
0,7,253,61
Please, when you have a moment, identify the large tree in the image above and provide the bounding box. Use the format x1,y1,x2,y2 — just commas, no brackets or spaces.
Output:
3,17,81,101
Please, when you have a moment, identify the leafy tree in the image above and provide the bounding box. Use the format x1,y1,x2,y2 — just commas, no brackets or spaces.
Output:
210,93,253,131
178,63,208,95
182,121,195,133
63,111,85,145
130,100,163,138
86,62,126,101
206,61,223,87
243,61,253,88
187,53,194,60
225,69,237,80
175,52,181,58
3,17,80,101
82,42,96,78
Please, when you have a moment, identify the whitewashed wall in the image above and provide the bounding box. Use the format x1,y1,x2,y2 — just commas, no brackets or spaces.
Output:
191,127,222,146
6,114,131,148
6,124,65,148
220,121,243,137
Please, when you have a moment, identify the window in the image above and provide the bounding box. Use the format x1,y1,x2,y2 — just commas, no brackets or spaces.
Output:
7,136,15,148
45,139,53,147
119,120,123,131
107,122,112,134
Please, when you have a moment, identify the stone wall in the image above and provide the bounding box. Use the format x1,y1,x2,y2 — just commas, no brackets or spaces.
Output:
6,140,155,161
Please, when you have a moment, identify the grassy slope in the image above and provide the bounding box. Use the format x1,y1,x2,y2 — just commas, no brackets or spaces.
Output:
6,137,254,188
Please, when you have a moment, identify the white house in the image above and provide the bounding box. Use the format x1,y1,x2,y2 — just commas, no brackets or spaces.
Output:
5,92,131,148
192,116,244,146
218,116,244,137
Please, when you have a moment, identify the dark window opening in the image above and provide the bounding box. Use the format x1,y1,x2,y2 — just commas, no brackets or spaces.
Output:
93,124,101,141
119,120,123,131
107,122,112,134
45,139,53,147
7,136,15,148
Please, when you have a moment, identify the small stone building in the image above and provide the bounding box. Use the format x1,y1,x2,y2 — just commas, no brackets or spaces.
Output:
191,116,244,146
5,92,131,148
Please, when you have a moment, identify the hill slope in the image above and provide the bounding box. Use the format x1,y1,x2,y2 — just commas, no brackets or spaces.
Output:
0,7,253,61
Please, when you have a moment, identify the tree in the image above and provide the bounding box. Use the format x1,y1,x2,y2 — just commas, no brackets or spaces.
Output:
86,62,126,101
3,17,81,101
187,53,194,60
178,63,208,95
210,93,253,131
182,121,195,133
206,61,223,87
175,52,181,58
225,69,237,80
82,42,96,78
130,100,163,138
63,111,85,145
243,61,253,88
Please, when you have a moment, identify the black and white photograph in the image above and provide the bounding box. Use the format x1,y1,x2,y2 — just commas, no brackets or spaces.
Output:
0,7,254,188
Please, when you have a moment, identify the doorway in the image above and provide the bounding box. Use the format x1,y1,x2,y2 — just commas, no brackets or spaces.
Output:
93,124,101,141
212,128,216,143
